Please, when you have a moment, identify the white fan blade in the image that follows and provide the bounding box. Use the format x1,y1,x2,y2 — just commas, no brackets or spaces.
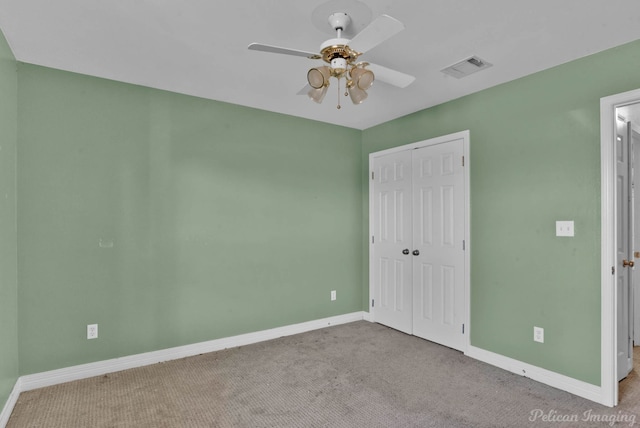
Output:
248,43,319,59
368,63,415,88
348,15,405,54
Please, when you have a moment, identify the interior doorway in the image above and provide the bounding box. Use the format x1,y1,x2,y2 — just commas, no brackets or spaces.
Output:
615,102,640,393
617,103,640,349
601,88,640,407
614,104,637,383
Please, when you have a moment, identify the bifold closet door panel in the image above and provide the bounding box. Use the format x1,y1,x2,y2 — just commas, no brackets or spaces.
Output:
372,149,413,334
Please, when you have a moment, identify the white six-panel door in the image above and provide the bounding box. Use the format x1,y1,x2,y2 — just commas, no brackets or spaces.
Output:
371,133,467,351
411,140,465,350
372,149,413,334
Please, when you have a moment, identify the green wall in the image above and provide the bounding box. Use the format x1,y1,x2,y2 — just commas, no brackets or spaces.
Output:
362,39,640,385
0,28,18,412
16,65,362,375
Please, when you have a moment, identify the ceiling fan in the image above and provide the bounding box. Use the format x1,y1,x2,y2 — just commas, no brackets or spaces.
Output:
248,12,415,109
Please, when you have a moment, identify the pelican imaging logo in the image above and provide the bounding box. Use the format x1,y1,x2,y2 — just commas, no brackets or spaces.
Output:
529,409,636,426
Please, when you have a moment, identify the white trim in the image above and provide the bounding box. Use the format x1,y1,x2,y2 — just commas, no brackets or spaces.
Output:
368,152,376,317
367,130,471,352
16,312,364,393
463,134,471,350
0,378,21,428
466,345,602,404
600,88,640,408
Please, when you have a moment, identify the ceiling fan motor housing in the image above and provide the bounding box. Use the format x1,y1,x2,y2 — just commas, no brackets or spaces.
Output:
320,12,362,78
320,39,361,77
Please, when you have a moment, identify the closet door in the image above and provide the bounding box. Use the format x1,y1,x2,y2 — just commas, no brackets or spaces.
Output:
411,140,466,351
371,135,467,351
371,149,413,334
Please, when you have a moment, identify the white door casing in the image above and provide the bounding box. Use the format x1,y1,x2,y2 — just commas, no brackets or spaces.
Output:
369,131,470,352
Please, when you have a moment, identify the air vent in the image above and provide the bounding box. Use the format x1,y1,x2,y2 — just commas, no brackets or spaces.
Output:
441,56,493,79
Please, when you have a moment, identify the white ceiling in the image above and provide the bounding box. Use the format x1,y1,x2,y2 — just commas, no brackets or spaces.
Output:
1,0,640,130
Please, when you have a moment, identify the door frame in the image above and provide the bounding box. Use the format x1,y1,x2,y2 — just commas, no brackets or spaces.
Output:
600,87,640,407
634,129,640,346
368,130,471,351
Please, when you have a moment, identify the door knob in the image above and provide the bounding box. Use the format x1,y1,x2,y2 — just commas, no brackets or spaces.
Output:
402,249,410,255
412,250,420,256
623,259,635,268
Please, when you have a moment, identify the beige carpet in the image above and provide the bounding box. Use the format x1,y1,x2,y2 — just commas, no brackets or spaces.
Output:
7,321,640,427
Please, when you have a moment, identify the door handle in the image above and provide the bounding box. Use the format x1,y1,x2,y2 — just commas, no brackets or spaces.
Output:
402,249,410,255
412,250,420,256
623,259,635,268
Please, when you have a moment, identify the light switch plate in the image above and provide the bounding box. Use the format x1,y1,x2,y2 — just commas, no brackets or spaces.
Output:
556,221,574,237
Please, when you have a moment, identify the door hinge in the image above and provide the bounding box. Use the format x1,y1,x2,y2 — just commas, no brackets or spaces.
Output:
372,236,374,244
463,240,465,250
462,324,465,334
612,266,616,275
371,299,375,307
462,156,465,167
371,171,374,180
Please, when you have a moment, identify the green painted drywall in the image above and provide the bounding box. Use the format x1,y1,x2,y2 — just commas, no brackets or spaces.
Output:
0,28,18,412
363,39,640,385
17,64,362,375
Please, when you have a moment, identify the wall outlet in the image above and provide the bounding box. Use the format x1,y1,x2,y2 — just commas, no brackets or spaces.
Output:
87,324,98,340
330,290,337,301
533,326,544,343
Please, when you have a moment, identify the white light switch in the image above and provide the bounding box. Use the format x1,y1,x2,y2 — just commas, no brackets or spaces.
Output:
556,221,574,237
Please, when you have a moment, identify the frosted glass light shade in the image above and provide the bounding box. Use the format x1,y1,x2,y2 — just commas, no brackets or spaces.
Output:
348,85,368,104
308,85,329,103
307,66,331,89
350,67,374,90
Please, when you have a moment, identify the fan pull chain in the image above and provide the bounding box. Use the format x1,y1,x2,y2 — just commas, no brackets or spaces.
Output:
336,79,341,109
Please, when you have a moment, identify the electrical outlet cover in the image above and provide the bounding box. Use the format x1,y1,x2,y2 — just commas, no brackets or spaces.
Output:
87,324,98,339
533,326,544,343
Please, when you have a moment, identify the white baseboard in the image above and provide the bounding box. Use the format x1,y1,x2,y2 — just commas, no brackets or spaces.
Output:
3,314,363,427
3,314,610,427
18,311,365,393
0,377,22,428
465,345,605,406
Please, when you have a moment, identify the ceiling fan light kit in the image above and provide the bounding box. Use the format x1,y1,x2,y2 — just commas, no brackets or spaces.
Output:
248,7,415,110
